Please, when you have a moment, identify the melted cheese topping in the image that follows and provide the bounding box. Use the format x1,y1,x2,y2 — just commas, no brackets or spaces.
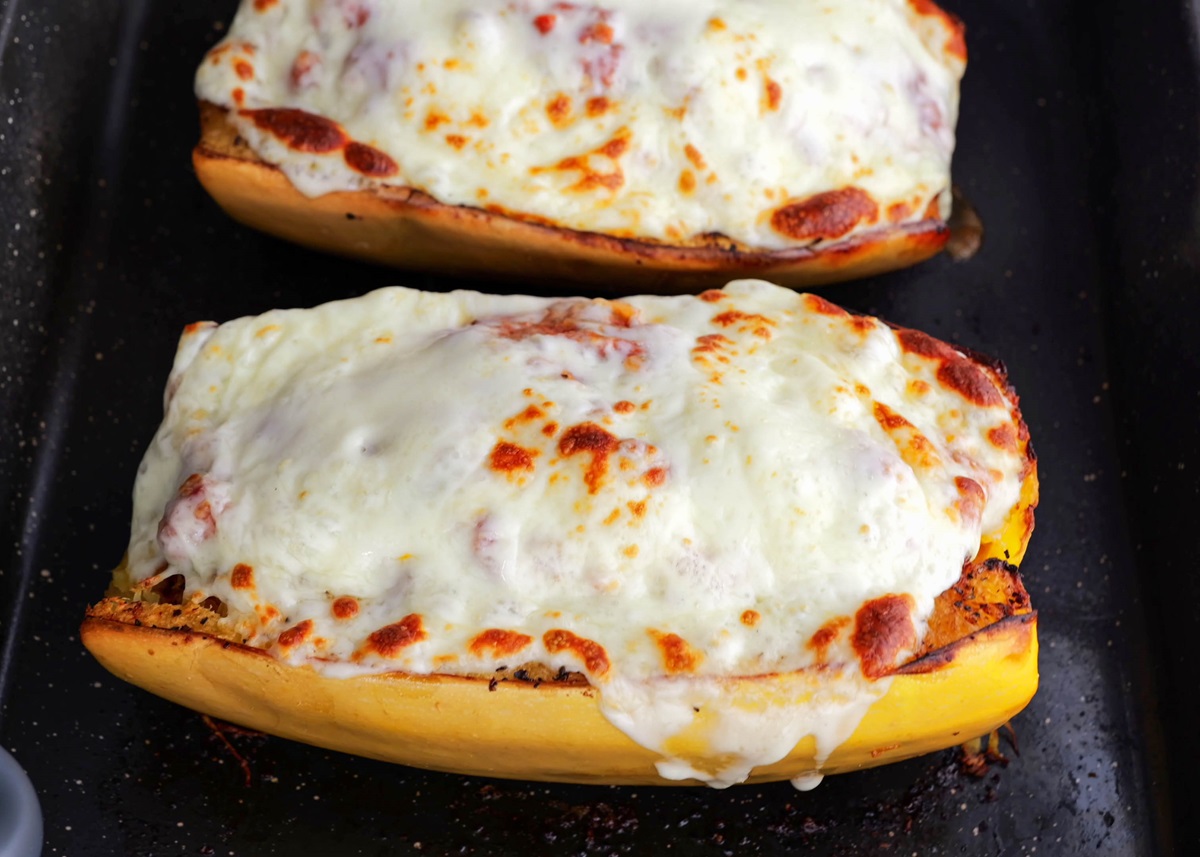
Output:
127,280,1024,786
195,0,965,250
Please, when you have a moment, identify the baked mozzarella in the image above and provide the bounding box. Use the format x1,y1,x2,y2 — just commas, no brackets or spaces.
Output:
194,0,966,253
123,281,1029,786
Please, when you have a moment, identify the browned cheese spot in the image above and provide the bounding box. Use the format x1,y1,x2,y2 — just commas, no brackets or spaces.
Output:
850,316,877,335
873,401,913,432
808,615,851,658
770,187,880,242
505,404,545,429
897,329,1004,407
277,619,314,648
937,360,1004,408
365,614,427,658
241,108,347,153
740,609,761,627
712,310,777,339
643,466,668,487
988,424,1019,451
650,631,703,674
897,328,955,360
887,200,914,223
802,294,851,317
490,441,538,474
469,628,534,658
424,111,451,131
546,93,573,128
344,141,399,177
230,563,255,591
763,77,782,111
874,401,941,471
544,629,610,676
533,129,631,193
586,96,614,117
909,0,967,61
332,596,359,619
852,594,917,679
558,423,619,494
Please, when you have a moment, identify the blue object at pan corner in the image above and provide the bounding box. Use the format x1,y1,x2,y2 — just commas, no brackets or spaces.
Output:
0,747,42,857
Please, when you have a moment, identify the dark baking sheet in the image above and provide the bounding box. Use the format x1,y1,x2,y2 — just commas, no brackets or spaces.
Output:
1,0,1196,853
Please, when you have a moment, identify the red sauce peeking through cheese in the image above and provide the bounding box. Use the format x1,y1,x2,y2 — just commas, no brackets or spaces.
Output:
493,301,645,368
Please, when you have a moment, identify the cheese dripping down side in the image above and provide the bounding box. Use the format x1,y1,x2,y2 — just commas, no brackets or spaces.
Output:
195,0,965,251
127,280,1026,787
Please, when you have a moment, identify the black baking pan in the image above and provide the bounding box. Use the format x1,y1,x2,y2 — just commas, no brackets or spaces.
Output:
1,0,1196,854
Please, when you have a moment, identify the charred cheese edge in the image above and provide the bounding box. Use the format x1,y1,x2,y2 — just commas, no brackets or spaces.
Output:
192,0,966,287
83,280,1036,787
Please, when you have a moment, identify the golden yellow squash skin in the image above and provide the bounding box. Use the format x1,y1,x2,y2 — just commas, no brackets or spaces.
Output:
82,457,1037,786
81,612,1034,785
